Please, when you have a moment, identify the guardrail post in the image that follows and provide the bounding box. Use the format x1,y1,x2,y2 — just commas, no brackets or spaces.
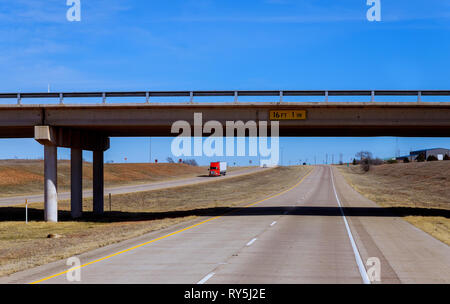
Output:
145,92,150,103
234,91,238,103
102,92,106,104
17,93,21,105
417,91,422,103
325,91,329,102
59,93,64,105
279,91,283,103
371,91,375,102
189,91,194,104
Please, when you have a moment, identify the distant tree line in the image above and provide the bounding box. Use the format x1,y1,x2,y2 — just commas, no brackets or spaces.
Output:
404,153,449,163
352,151,383,172
166,157,198,166
351,150,450,172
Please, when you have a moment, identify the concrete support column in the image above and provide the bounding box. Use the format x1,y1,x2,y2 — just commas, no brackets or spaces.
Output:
70,148,83,218
44,145,58,222
93,150,104,215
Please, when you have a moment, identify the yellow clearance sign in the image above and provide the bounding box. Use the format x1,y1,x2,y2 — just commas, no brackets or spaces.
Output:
269,110,306,120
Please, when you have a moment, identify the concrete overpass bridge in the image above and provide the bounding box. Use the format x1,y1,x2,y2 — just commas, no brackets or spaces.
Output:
1,90,449,222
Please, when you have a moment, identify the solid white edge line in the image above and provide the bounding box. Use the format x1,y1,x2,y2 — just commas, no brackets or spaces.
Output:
246,238,257,246
270,221,277,226
330,167,371,285
197,272,215,284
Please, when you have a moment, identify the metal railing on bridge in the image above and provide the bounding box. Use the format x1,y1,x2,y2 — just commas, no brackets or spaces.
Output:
1,90,450,105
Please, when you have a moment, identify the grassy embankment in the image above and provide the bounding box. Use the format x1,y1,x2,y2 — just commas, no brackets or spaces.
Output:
0,166,310,276
0,160,209,198
337,162,450,245
0,159,251,198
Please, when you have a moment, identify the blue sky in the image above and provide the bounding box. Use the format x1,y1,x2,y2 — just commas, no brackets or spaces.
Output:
0,0,449,165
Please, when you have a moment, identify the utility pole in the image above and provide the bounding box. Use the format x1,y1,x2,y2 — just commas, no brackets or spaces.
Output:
149,137,152,163
326,153,328,165
395,137,399,157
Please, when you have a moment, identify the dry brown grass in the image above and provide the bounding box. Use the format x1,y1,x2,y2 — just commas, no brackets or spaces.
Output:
0,166,310,277
337,162,450,245
0,160,210,197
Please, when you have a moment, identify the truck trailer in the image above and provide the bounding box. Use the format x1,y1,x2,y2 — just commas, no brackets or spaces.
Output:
209,162,227,176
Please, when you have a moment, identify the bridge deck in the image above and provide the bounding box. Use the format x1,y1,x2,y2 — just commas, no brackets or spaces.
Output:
1,102,449,137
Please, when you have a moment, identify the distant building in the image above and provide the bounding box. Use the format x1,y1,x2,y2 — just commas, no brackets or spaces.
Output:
396,148,450,161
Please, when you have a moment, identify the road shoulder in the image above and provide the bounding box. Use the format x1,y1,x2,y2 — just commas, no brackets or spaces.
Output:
332,167,450,283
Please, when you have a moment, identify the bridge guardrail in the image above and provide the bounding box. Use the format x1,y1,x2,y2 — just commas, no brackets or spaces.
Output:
1,90,450,105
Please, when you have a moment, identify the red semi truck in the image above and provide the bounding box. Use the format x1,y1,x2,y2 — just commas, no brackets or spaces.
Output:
209,162,227,176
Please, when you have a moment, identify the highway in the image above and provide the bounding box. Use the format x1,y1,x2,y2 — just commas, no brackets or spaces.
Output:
0,166,265,207
2,166,449,284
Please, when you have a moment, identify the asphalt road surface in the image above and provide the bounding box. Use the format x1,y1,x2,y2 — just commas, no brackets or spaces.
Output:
0,166,265,207
2,166,449,284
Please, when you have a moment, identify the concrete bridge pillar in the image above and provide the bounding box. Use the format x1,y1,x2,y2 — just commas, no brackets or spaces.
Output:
70,148,83,218
35,126,110,222
44,145,58,222
93,150,104,215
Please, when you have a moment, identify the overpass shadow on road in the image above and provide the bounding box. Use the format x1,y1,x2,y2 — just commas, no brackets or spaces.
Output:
0,205,449,223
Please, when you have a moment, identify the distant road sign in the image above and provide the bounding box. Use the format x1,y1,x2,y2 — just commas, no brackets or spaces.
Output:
270,110,306,120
